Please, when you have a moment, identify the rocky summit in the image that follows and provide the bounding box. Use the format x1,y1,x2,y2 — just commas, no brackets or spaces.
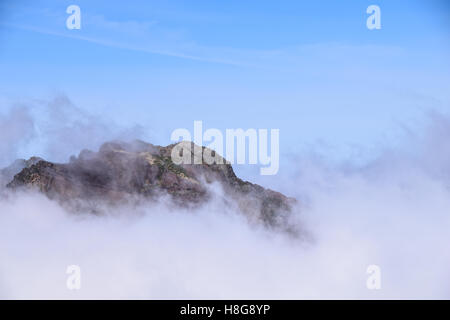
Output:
4,140,296,233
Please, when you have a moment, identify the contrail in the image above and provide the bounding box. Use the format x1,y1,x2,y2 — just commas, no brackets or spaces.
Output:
0,23,251,67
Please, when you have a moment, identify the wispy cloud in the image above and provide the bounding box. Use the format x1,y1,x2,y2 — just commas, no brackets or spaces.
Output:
1,23,252,67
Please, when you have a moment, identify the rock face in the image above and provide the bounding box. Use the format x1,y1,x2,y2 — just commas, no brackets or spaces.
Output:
5,140,296,232
0,157,43,186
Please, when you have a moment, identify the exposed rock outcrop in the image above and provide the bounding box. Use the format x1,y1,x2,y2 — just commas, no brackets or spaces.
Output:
5,140,297,233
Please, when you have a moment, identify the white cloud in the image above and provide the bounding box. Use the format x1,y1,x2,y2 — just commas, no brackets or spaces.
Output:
0,99,450,299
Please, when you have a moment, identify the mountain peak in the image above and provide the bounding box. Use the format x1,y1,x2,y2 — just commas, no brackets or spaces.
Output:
5,140,297,233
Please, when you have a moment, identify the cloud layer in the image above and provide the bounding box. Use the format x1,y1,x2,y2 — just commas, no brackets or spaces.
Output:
0,98,449,299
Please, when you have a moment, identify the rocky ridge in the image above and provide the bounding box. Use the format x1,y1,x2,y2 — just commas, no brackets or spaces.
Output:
4,140,297,233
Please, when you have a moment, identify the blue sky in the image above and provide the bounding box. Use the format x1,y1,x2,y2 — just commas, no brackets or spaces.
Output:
0,0,449,178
